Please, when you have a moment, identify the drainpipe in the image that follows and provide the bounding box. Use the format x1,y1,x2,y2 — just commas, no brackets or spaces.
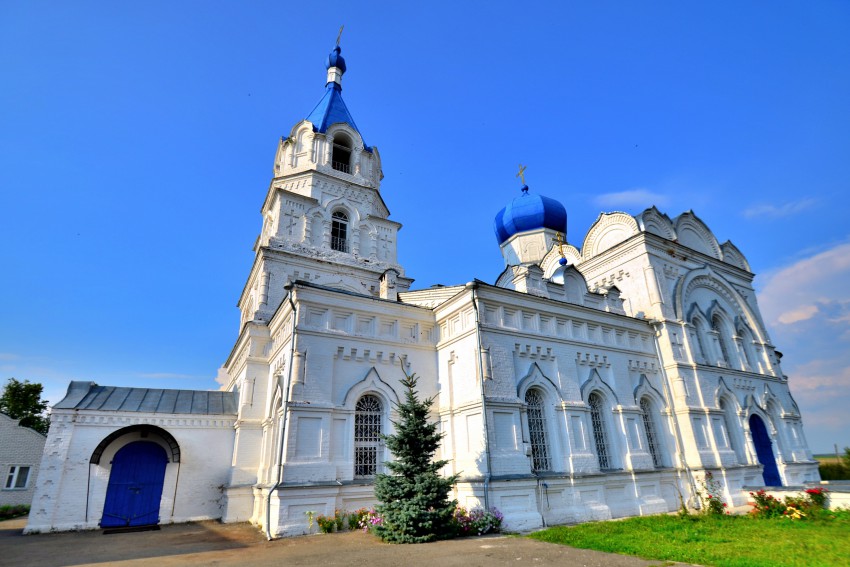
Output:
264,283,298,540
648,319,699,509
468,282,492,511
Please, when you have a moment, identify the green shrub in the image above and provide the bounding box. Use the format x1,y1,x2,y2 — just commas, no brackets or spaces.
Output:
805,487,829,508
819,462,850,480
0,504,30,520
696,472,728,515
749,490,785,518
348,509,364,531
749,487,830,520
315,514,336,533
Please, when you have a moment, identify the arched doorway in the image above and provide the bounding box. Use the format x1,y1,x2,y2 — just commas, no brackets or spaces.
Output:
749,414,782,486
101,441,168,528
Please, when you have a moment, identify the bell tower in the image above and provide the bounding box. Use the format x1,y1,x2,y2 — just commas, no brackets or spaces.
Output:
237,43,412,329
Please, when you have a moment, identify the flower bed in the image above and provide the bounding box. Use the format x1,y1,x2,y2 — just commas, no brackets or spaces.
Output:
306,506,503,538
749,487,829,520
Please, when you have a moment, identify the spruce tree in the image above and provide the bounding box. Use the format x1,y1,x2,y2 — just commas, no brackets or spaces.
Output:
373,368,458,543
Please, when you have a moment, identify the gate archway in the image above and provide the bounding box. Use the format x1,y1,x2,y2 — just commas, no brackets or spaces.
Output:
749,414,782,486
101,441,168,527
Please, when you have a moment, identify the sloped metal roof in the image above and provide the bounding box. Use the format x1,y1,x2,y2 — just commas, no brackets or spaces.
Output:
305,83,364,139
54,381,238,415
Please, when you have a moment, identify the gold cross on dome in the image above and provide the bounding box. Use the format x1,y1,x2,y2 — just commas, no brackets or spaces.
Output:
553,232,566,257
516,164,527,185
336,25,344,46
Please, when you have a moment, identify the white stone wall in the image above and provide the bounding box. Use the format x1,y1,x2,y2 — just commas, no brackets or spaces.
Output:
25,410,235,533
0,414,46,507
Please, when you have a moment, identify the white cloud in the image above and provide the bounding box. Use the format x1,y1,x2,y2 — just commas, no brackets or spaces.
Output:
742,198,816,219
777,304,819,325
593,188,670,210
0,353,20,361
758,241,850,451
759,242,850,328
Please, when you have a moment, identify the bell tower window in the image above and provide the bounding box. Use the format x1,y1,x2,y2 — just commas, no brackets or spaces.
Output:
331,211,349,252
332,134,352,173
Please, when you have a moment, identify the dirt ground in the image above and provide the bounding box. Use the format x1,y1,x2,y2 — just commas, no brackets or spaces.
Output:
0,516,674,567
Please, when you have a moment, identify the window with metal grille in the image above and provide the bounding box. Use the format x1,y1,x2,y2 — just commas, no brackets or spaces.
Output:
331,211,349,252
588,392,611,470
354,395,382,478
525,388,551,472
640,397,662,468
5,466,30,489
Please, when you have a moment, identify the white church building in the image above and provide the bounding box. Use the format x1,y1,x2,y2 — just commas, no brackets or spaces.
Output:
26,44,819,536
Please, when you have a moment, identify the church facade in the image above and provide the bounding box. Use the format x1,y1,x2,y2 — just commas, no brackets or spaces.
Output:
26,44,819,537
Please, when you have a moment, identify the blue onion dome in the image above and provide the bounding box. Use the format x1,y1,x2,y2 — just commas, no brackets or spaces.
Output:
494,185,568,245
326,45,347,73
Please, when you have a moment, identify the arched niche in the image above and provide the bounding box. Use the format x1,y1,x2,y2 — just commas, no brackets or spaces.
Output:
673,212,722,259
635,206,676,240
674,266,767,345
90,424,180,465
581,212,640,260
516,362,561,402
720,241,751,272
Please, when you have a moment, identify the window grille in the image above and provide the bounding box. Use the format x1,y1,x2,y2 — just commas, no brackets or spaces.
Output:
354,395,382,478
5,466,30,489
332,161,351,174
525,389,551,472
588,392,611,470
640,398,662,468
331,211,349,252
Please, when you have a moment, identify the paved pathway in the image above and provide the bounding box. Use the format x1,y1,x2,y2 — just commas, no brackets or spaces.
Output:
0,517,671,567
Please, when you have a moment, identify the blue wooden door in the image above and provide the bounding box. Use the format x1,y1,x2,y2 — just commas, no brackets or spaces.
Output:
101,441,168,527
749,415,782,486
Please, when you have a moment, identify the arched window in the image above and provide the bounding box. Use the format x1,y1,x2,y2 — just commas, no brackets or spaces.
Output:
354,394,382,478
712,315,732,367
525,388,551,472
588,392,611,470
640,397,662,468
331,211,349,252
332,134,352,173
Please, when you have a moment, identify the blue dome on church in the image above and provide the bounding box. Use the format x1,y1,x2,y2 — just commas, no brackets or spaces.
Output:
326,45,346,73
494,186,568,245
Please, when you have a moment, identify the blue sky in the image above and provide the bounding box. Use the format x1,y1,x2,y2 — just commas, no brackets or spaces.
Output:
1,2,848,453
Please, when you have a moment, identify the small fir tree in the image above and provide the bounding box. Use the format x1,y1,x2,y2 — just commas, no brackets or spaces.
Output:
373,368,458,543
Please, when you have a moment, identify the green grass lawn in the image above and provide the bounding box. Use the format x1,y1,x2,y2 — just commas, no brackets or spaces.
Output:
528,512,850,567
